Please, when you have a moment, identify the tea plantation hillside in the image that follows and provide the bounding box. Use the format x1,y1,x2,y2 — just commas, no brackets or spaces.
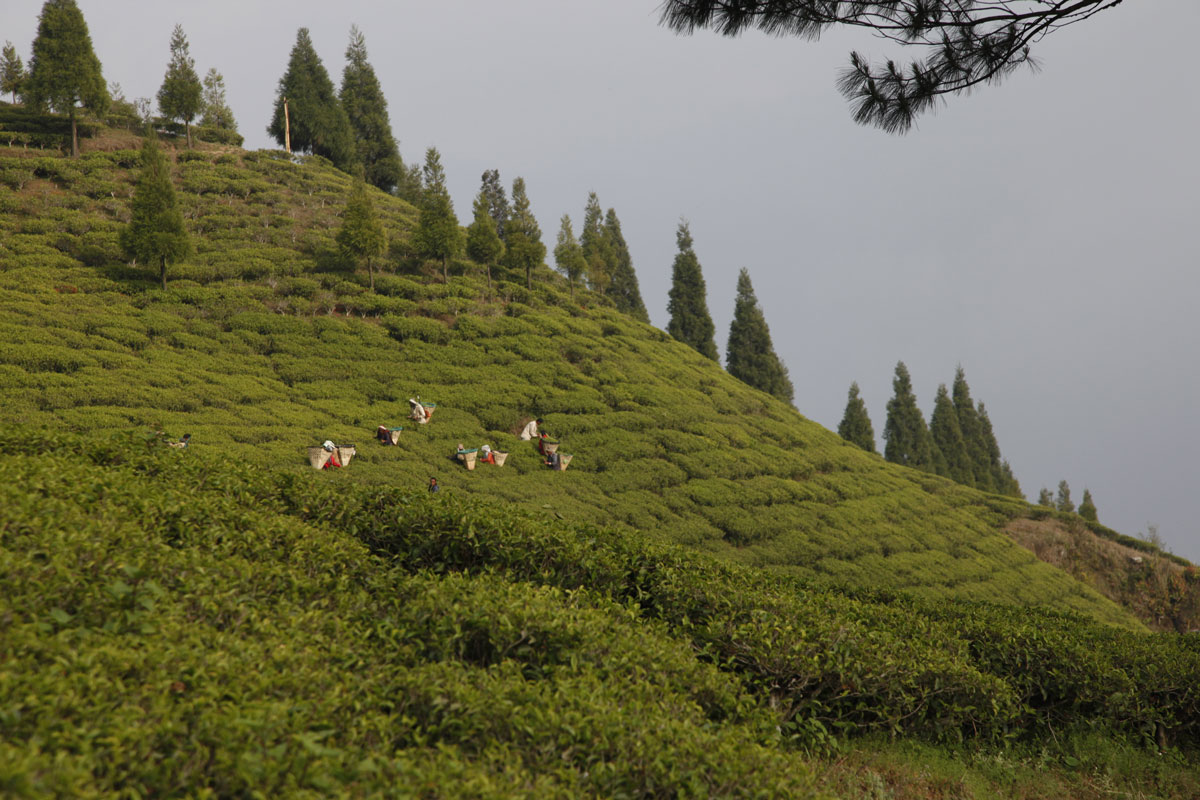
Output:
4,429,1200,797
0,137,1137,629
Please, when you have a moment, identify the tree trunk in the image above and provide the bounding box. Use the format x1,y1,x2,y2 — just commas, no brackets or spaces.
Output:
69,106,78,158
367,257,374,291
185,119,192,150
160,255,167,290
442,256,448,284
486,263,492,295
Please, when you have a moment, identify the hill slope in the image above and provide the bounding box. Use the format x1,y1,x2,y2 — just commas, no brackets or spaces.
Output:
0,138,1145,629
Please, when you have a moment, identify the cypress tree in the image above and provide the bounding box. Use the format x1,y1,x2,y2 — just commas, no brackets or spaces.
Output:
503,177,546,290
1037,488,1054,507
929,383,971,482
997,461,1023,500
725,268,793,403
157,25,203,149
465,186,504,293
412,146,462,283
977,402,1019,496
336,180,387,291
1,42,26,104
268,28,357,172
340,26,403,194
1056,480,1075,513
838,382,876,453
579,192,611,294
553,214,586,297
603,208,649,322
24,0,109,158
480,169,510,240
1078,489,1098,522
199,68,237,131
666,221,718,361
883,361,936,472
951,367,993,491
119,134,190,291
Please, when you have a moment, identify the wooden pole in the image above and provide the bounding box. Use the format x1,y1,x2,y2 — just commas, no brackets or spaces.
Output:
283,97,291,154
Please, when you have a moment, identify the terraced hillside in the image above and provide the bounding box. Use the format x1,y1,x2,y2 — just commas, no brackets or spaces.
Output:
0,135,1135,628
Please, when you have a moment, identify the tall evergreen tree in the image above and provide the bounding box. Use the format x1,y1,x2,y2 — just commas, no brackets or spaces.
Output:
119,134,190,291
340,26,403,194
1,42,26,104
666,221,718,361
157,25,202,149
268,28,357,172
725,268,793,403
1037,487,1054,507
929,383,971,482
553,214,586,297
976,402,1019,496
199,68,237,131
1078,489,1098,522
579,193,611,294
603,208,649,322
951,367,992,491
838,382,876,453
503,177,546,290
997,460,1023,500
480,169,510,240
465,186,504,292
412,146,462,283
24,0,108,158
336,180,387,291
883,361,936,472
1056,480,1075,513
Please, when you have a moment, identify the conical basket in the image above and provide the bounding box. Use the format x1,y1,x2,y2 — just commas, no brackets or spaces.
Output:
493,451,508,467
558,453,573,471
388,428,402,445
337,445,356,466
308,447,332,470
457,448,478,471
542,440,560,455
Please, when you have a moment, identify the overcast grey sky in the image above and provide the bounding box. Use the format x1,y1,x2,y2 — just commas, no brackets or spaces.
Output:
5,0,1198,560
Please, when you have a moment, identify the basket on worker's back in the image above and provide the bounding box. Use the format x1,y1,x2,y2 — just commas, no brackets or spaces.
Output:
558,453,573,471
388,427,403,445
337,445,356,466
542,440,560,455
421,403,437,419
493,451,508,467
457,448,478,470
308,447,332,470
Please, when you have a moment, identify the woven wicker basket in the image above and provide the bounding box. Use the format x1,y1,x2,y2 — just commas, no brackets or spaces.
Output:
542,440,560,455
337,445,356,466
308,447,332,470
388,428,402,445
493,451,508,467
559,453,573,471
457,449,478,471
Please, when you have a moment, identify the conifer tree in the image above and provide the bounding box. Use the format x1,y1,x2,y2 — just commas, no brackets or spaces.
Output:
838,382,876,452
725,268,793,403
998,461,1023,500
553,214,587,297
157,25,203,149
24,0,109,158
603,208,649,322
666,221,718,361
503,177,546,290
977,402,1019,496
579,193,612,294
930,383,971,482
340,26,403,194
952,367,992,491
883,361,936,472
1056,480,1075,513
412,146,462,283
268,28,357,172
1,42,26,104
480,169,510,240
465,186,504,293
1078,489,1098,522
120,134,189,291
200,68,237,131
336,180,387,291
1037,487,1054,507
